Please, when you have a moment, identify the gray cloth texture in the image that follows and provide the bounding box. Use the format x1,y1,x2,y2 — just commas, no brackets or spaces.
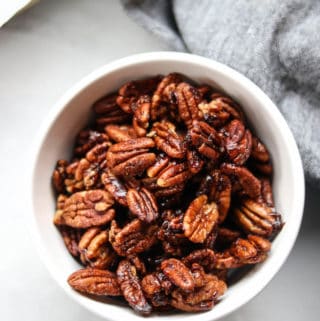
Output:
122,0,320,188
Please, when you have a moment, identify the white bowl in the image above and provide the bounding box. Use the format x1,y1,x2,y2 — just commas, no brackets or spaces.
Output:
29,52,305,321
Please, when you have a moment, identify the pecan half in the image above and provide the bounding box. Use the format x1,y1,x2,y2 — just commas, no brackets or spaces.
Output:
106,137,156,177
233,199,282,237
188,120,222,160
260,177,274,207
93,94,130,128
68,268,121,296
198,93,244,128
182,249,216,272
59,190,115,228
221,163,261,199
109,219,157,256
146,153,170,178
149,121,186,159
175,82,201,128
156,161,190,188
197,170,232,223
59,226,82,258
52,160,68,194
104,124,136,143
127,188,158,223
132,95,151,137
186,149,204,174
117,259,152,315
249,136,273,175
161,258,195,292
142,176,185,198
74,129,109,156
78,228,117,269
223,119,252,165
183,195,219,243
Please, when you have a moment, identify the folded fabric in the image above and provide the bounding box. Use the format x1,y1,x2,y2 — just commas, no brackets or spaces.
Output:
122,0,320,189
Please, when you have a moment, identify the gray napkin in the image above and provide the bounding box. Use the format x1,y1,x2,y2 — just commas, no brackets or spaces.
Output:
122,0,320,188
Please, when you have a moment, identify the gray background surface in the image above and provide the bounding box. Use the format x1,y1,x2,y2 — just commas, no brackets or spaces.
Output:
0,1,319,320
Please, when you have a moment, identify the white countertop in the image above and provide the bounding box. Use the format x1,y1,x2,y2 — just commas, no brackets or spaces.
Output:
0,1,319,320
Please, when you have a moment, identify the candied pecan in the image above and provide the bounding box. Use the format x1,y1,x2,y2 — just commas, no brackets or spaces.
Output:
117,76,162,114
142,177,185,198
117,259,152,315
156,161,190,188
146,154,170,178
222,119,252,165
183,249,216,272
105,124,136,142
68,268,121,296
249,136,273,175
59,190,115,228
220,163,261,199
188,121,222,160
101,169,132,206
64,160,85,194
109,219,157,256
106,137,156,177
52,160,69,193
170,273,226,312
149,121,186,159
161,258,195,292
59,226,82,258
215,227,241,249
53,194,68,225
151,73,183,120
198,170,232,223
127,188,158,223
260,177,274,207
183,195,219,243
186,149,204,174
131,95,151,137
74,129,109,156
233,199,282,237
78,228,117,269
175,82,201,128
130,256,147,276
198,93,244,128
93,93,130,127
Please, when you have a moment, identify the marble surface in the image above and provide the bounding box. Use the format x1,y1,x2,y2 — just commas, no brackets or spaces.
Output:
0,1,319,320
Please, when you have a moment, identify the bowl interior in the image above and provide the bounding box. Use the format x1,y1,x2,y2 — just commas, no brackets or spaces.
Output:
31,53,304,321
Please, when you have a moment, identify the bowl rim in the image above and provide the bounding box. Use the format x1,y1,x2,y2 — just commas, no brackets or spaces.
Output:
28,51,305,321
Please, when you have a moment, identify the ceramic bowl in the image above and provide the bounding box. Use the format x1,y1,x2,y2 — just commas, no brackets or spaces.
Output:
29,52,305,321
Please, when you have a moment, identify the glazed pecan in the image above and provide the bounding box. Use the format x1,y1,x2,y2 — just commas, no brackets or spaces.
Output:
221,163,261,199
131,95,151,137
182,249,216,272
130,256,147,276
223,119,252,165
188,120,222,160
161,258,195,292
93,94,130,128
117,76,161,114
105,124,136,142
260,177,274,207
151,73,183,120
149,121,186,159
63,160,85,194
59,226,82,258
52,160,69,194
106,137,156,177
183,195,219,243
170,273,226,312
109,219,157,256
186,149,204,174
250,136,273,175
58,190,115,228
198,93,244,128
74,129,109,156
53,194,68,225
127,188,158,223
175,82,201,128
68,268,121,296
146,154,170,178
117,259,152,315
156,161,190,188
142,176,185,198
215,227,241,249
78,228,117,269
233,199,282,237
198,170,232,223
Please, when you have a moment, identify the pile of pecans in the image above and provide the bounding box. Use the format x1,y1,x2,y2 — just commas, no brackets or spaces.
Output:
52,73,283,314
